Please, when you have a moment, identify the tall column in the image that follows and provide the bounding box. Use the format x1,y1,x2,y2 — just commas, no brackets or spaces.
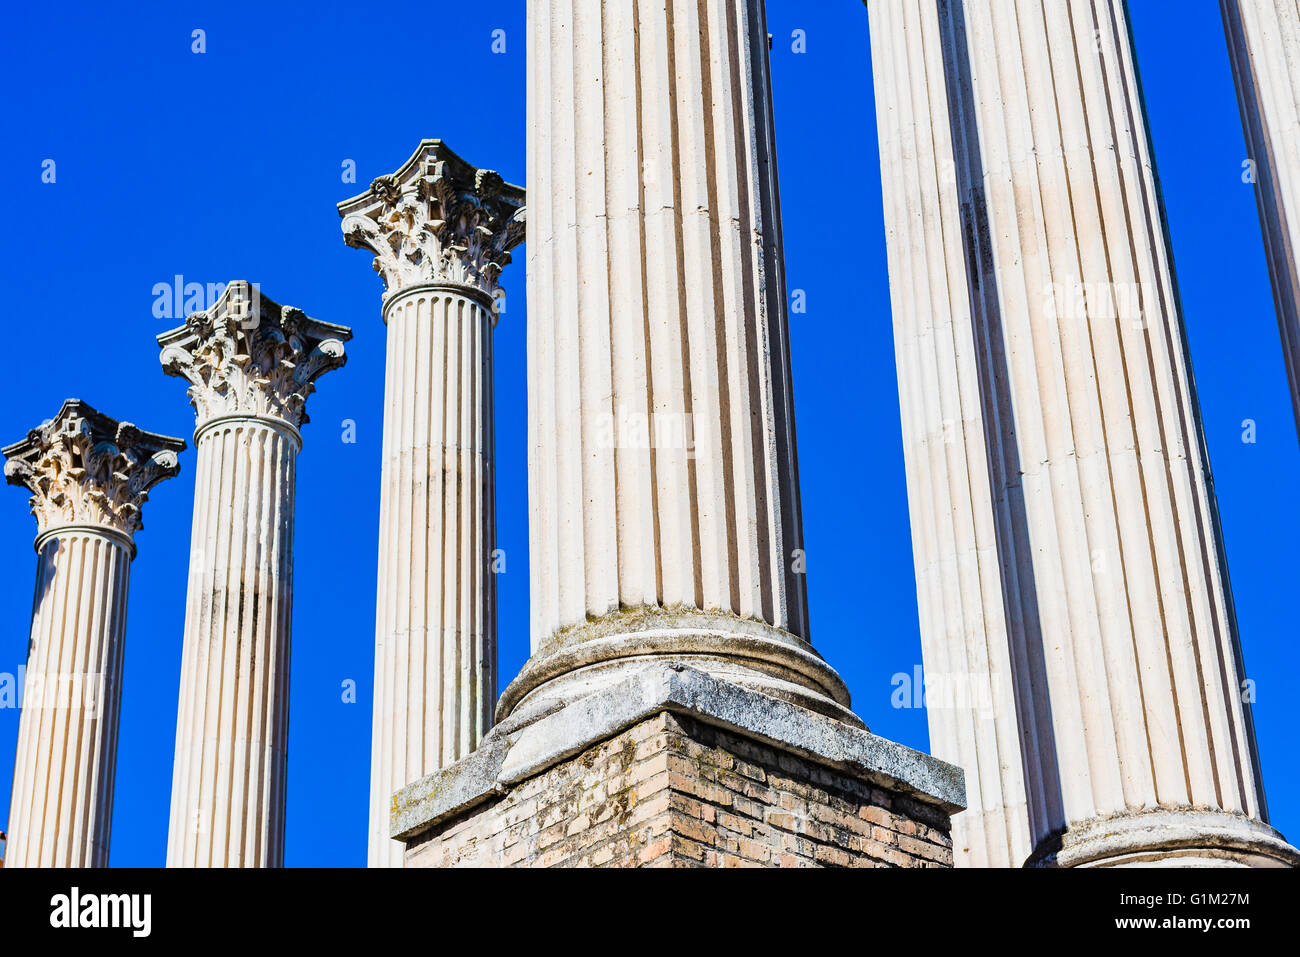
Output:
503,0,852,728
3,400,183,867
339,140,524,868
894,0,1297,866
1222,0,1300,443
865,1,1031,868
159,281,350,867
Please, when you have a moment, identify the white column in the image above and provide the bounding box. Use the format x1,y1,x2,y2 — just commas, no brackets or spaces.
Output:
159,281,350,867
340,141,523,868
3,400,183,867
1222,0,1300,443
924,0,1296,866
865,0,1031,868
503,0,852,726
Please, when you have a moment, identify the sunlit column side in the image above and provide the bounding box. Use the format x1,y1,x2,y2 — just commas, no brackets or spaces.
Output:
160,281,350,867
865,0,1032,868
502,0,854,729
938,0,1297,866
340,141,524,868
3,400,183,867
1222,0,1300,444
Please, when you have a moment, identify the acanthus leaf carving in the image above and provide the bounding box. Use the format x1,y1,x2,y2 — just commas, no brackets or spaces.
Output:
338,139,526,300
157,281,353,430
2,400,185,540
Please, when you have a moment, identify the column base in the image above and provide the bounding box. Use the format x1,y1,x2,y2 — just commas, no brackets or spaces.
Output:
393,662,965,868
496,608,858,728
1026,809,1300,868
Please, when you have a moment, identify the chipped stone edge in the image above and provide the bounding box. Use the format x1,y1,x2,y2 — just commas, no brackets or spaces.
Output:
1028,808,1300,868
391,662,966,843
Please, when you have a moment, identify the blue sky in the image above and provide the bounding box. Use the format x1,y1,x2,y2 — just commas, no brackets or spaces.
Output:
0,1,1295,867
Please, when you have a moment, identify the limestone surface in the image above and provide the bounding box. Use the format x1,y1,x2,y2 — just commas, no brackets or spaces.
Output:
3,400,183,867
510,0,852,736
159,281,349,868
865,0,1298,868
865,0,1031,868
395,664,963,868
340,141,524,868
1222,0,1300,442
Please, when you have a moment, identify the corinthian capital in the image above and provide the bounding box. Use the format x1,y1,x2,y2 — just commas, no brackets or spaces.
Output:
157,281,353,430
338,139,526,300
3,399,185,541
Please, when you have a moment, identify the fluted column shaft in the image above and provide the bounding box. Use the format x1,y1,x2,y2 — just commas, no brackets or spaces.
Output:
369,284,496,868
4,400,182,868
7,529,131,867
865,0,1031,868
508,0,850,724
1222,0,1300,443
905,0,1296,866
160,281,349,868
528,0,803,639
339,140,522,868
166,418,296,867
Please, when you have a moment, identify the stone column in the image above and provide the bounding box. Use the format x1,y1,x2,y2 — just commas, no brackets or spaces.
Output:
3,400,183,867
339,141,524,868
159,281,350,867
864,0,1031,868
1222,0,1300,443
909,0,1297,866
503,0,851,726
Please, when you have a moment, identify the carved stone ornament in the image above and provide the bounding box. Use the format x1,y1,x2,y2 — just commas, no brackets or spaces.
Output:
157,280,352,429
338,139,526,299
3,399,185,540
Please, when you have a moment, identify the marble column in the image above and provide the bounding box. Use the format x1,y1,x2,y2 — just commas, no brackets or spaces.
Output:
1222,0,1300,443
501,0,852,728
159,281,350,867
3,400,183,867
881,0,1297,866
339,141,524,868
865,0,1031,869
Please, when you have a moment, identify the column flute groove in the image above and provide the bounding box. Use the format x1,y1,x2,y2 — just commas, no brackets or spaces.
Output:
1222,0,1300,442
3,400,183,867
866,0,1032,867
340,141,524,867
867,0,1298,866
504,0,850,728
159,281,350,867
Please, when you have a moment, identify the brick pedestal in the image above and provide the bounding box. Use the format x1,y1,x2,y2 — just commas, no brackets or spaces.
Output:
394,665,964,868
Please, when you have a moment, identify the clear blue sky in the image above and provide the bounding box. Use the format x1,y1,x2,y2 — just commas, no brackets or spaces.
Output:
0,1,1294,866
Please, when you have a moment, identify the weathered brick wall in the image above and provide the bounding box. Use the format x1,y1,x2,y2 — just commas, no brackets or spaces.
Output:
405,711,954,868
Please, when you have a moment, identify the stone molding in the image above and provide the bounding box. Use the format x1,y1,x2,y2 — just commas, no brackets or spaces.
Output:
391,662,966,843
157,280,351,430
497,607,857,728
338,139,525,301
1028,809,1300,869
3,399,184,544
